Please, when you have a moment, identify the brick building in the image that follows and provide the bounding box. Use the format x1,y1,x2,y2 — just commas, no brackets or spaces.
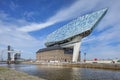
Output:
36,46,80,62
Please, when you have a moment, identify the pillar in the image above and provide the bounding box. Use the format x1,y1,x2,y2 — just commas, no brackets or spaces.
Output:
72,41,81,62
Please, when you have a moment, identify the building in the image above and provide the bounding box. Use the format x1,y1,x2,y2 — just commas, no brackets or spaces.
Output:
36,46,80,62
37,46,72,62
14,53,21,61
7,45,21,64
36,8,107,62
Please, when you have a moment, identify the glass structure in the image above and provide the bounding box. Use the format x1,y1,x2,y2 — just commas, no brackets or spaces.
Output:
45,8,107,46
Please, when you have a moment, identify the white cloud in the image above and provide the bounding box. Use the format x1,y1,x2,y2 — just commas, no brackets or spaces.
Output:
95,0,120,31
47,0,101,22
81,23,120,59
18,0,101,32
18,21,55,32
0,11,30,27
0,11,8,19
18,0,120,33
0,26,42,59
85,43,120,59
0,12,43,59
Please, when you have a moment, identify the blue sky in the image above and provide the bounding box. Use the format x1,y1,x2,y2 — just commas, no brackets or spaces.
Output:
0,0,120,60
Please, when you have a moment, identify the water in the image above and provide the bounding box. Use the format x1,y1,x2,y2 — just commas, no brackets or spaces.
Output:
0,64,120,80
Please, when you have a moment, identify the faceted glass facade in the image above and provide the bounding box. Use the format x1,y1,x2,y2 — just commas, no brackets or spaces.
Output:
45,8,107,46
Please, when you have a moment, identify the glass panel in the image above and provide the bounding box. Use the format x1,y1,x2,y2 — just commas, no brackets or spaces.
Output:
45,8,107,46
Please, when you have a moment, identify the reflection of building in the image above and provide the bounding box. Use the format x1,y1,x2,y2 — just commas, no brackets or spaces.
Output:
36,8,107,62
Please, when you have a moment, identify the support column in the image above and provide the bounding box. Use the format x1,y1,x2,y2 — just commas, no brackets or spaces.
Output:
11,53,15,62
60,36,82,62
72,41,81,62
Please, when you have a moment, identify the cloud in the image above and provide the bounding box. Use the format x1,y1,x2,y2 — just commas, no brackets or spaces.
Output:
18,0,119,32
81,18,120,59
84,44,120,60
18,0,101,32
0,11,8,20
0,11,30,27
0,12,43,59
23,11,38,21
9,1,19,10
94,0,120,31
0,26,42,59
18,21,55,32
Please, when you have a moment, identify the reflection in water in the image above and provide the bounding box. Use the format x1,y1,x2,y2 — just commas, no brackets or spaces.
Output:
71,68,82,80
36,65,73,80
0,64,120,80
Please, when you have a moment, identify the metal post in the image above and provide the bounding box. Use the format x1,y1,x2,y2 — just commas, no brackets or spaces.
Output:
84,53,86,62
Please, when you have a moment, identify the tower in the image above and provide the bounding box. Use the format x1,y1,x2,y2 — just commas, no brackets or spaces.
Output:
7,45,11,64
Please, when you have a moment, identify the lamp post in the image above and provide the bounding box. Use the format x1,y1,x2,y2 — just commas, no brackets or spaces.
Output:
84,53,86,62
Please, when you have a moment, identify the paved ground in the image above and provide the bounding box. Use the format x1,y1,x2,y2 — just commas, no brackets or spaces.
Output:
0,67,45,80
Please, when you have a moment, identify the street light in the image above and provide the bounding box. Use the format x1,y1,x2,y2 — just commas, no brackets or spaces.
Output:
84,53,86,62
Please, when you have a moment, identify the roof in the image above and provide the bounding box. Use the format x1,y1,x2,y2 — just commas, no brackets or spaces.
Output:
45,8,107,46
36,45,63,53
